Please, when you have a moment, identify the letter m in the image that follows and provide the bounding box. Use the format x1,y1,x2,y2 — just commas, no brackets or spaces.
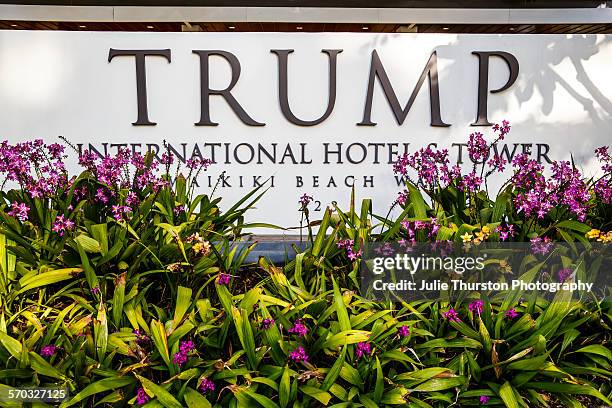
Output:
358,50,449,127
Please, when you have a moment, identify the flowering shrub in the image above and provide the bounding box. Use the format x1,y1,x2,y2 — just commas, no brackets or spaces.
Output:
0,129,610,407
390,122,611,246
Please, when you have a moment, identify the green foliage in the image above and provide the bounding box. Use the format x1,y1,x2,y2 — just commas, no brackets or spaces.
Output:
0,158,610,407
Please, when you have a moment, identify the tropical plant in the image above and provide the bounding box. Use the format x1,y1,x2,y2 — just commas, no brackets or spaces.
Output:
0,127,609,408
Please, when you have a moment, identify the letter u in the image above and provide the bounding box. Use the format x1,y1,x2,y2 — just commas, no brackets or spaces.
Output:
271,49,342,126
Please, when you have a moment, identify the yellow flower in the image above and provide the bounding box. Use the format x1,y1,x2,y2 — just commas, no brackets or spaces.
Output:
586,229,601,239
597,231,612,243
186,232,202,243
499,260,512,272
192,240,211,256
476,225,491,240
461,232,473,243
166,262,181,272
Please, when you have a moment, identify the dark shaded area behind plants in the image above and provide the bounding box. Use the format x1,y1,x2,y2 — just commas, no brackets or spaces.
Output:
0,124,610,407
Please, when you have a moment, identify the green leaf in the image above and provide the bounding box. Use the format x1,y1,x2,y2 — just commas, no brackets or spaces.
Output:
395,367,451,381
236,286,258,312
478,318,492,354
136,374,183,408
322,346,346,392
322,330,370,349
328,383,347,401
29,352,69,381
524,382,612,406
380,387,409,405
507,355,549,371
60,376,135,407
16,268,82,294
340,362,362,388
0,384,20,408
312,208,332,257
150,320,170,367
232,307,258,370
416,338,482,350
107,332,132,356
435,225,455,241
413,377,465,392
74,234,101,253
492,192,509,223
555,220,592,234
574,345,612,361
112,272,126,327
381,349,419,365
96,390,124,406
94,303,108,361
251,377,279,392
279,365,291,408
332,277,351,331
374,357,384,403
407,183,427,219
172,286,192,328
90,223,109,254
300,385,332,406
294,252,306,292
184,387,212,408
0,331,21,359
76,240,99,292
466,351,481,381
215,283,233,315
260,303,285,365
359,395,379,408
499,381,520,408
245,390,281,408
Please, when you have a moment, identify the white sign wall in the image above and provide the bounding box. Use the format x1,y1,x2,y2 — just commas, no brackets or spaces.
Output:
0,31,610,228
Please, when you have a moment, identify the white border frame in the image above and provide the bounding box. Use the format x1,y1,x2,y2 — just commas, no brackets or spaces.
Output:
0,5,611,24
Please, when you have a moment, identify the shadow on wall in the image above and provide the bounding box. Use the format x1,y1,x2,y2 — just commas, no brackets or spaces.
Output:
516,35,612,123
434,34,612,166
507,35,610,167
